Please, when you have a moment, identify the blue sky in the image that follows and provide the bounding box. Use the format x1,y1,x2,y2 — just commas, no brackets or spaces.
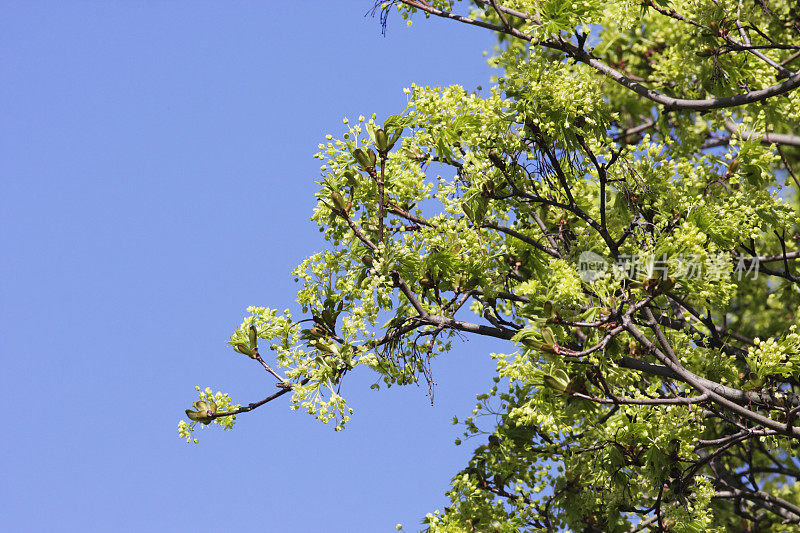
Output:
1,2,510,531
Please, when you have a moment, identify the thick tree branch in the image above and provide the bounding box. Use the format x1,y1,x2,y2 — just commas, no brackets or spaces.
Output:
390,270,428,317
725,120,800,148
399,0,800,111
713,487,800,523
623,320,800,438
420,314,517,340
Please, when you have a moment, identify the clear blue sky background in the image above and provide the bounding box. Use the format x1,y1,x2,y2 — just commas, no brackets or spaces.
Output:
2,2,512,531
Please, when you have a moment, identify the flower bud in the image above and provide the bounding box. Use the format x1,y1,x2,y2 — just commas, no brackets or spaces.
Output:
248,325,258,350
233,343,255,357
353,148,372,170
330,190,348,212
375,128,389,151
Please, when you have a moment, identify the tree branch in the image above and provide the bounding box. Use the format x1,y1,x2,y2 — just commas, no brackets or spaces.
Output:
399,0,800,112
483,220,560,257
724,120,800,148
713,487,800,523
623,319,800,438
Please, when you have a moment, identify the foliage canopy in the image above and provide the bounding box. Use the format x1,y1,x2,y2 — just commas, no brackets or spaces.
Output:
181,1,800,530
